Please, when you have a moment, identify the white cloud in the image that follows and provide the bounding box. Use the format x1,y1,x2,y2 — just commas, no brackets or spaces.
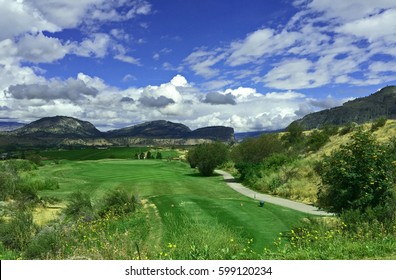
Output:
114,54,141,65
0,0,60,40
227,29,300,66
16,32,70,63
263,59,330,90
183,48,226,78
369,61,396,73
73,33,112,58
336,8,396,41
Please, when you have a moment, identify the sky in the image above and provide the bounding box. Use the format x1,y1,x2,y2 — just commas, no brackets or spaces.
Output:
0,0,395,132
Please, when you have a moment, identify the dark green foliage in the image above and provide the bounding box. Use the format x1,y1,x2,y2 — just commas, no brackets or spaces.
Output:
27,154,43,166
370,117,387,131
338,122,357,136
0,210,34,251
156,152,162,159
98,188,138,216
321,124,339,136
317,130,395,217
134,153,139,159
231,134,284,165
146,151,153,159
24,226,61,259
64,191,94,220
187,148,198,168
282,122,305,145
187,142,229,176
306,130,330,151
139,152,145,159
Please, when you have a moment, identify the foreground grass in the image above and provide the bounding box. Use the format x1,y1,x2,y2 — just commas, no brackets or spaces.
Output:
3,159,308,259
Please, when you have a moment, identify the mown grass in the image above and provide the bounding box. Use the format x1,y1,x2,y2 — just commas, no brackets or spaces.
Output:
38,147,179,161
17,159,309,259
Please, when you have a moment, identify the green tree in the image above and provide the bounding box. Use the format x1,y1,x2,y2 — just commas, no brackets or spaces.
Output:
317,130,395,217
156,152,162,159
187,142,229,176
231,133,284,165
282,122,305,145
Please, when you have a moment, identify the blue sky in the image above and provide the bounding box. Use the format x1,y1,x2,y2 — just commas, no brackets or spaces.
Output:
0,0,395,132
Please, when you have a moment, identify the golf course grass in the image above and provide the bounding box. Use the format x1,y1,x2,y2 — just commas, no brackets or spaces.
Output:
35,159,310,254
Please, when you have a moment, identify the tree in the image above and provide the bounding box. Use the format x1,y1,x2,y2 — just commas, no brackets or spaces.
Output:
156,152,162,159
317,129,395,217
230,133,284,165
187,142,229,176
282,122,305,145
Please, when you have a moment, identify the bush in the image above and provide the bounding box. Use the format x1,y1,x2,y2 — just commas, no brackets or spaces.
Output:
98,188,138,217
317,129,395,217
0,210,35,251
64,191,94,221
370,117,387,131
24,225,62,259
338,122,357,136
188,142,229,176
306,130,330,151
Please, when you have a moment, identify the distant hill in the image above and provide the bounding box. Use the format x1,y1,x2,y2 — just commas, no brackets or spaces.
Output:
10,116,102,138
0,116,234,147
106,120,191,138
291,86,396,129
0,121,25,131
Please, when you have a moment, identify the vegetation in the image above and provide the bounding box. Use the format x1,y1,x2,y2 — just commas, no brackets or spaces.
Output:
317,129,396,219
187,142,229,176
1,119,396,260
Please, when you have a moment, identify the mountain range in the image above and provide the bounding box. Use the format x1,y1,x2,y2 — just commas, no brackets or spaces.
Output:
0,117,234,148
291,86,396,129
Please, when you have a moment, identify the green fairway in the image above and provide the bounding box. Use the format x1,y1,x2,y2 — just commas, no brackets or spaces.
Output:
36,159,309,253
38,147,179,161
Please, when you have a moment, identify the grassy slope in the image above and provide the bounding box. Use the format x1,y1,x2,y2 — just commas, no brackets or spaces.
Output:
35,159,308,252
251,120,396,205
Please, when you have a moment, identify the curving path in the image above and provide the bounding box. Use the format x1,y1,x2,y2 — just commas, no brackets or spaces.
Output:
215,170,333,216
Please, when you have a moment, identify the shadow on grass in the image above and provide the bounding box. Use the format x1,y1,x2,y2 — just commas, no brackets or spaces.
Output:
185,172,223,178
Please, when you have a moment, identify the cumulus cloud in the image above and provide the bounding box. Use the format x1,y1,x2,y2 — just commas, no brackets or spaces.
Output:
203,92,236,105
16,32,70,63
6,78,98,101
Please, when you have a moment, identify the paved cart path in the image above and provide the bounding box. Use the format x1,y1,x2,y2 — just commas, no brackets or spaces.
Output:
215,170,333,216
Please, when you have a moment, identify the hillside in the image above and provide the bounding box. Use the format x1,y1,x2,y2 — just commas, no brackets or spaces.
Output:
11,116,102,138
0,116,235,147
292,86,396,129
105,120,191,138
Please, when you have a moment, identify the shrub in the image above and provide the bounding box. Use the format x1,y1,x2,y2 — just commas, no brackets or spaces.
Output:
370,117,387,131
0,210,35,251
317,129,395,217
338,122,357,136
24,225,62,259
98,188,138,217
306,130,330,151
64,191,94,221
